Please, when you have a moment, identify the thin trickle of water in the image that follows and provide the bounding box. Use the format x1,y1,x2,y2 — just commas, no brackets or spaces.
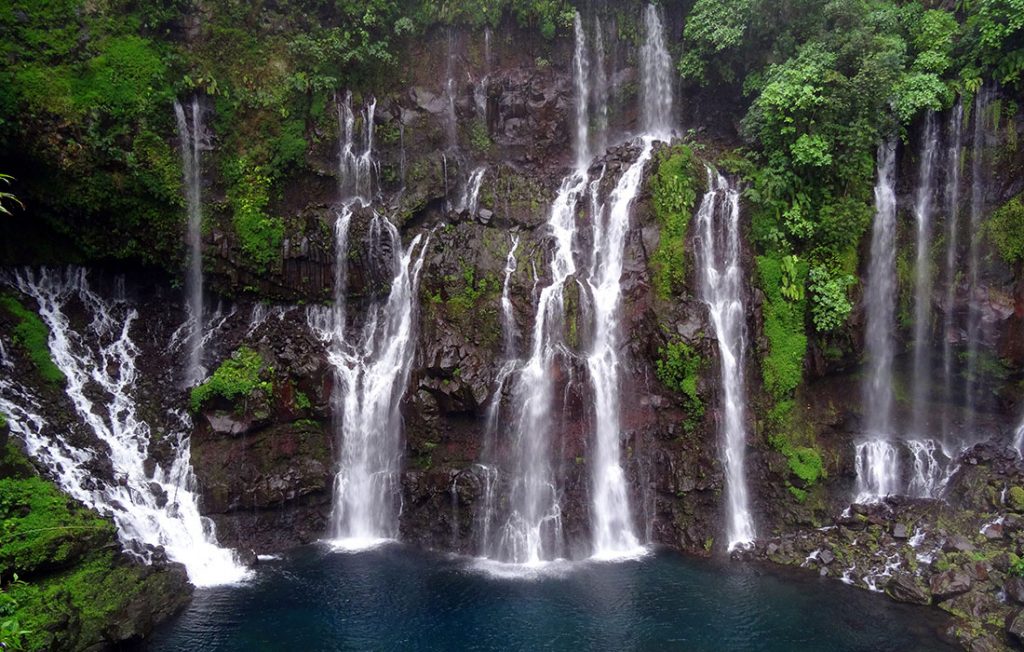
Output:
1014,419,1024,454
694,169,755,549
445,30,458,148
1,268,248,586
173,97,205,387
910,113,939,437
965,86,992,436
906,439,951,498
501,235,520,356
337,92,376,202
942,101,964,440
858,140,898,501
585,139,654,559
639,4,674,139
308,214,429,547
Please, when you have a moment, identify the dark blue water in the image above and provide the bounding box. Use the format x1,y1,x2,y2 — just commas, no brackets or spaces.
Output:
145,545,953,651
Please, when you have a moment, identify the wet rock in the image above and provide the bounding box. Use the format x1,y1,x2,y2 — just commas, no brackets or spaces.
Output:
819,549,835,565
148,482,168,509
930,570,972,600
1009,610,1024,644
944,535,976,553
885,573,931,605
1005,577,1024,604
893,523,909,539
982,522,1005,539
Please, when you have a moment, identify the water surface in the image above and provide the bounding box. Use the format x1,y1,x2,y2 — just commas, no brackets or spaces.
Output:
146,545,953,651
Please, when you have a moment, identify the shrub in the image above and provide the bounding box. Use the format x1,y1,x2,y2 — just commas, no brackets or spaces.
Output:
756,255,807,399
190,347,272,412
808,265,855,332
650,145,698,299
985,195,1024,265
226,160,283,271
655,340,704,432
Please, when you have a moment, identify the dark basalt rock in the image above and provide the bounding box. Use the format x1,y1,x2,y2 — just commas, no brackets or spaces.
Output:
886,573,931,605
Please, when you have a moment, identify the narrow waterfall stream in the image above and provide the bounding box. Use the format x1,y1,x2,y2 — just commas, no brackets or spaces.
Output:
337,91,377,202
965,86,992,435
857,140,898,501
173,97,205,387
0,268,249,586
942,101,964,441
694,170,755,549
910,112,938,438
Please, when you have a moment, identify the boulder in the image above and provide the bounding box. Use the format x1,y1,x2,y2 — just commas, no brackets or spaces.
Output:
929,570,972,600
885,573,931,605
1009,610,1024,645
1005,577,1024,605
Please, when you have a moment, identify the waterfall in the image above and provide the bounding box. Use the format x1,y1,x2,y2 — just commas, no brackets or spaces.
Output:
905,439,951,498
694,169,755,549
585,140,652,559
942,100,964,440
639,4,675,140
173,98,205,387
457,166,486,216
0,268,248,586
445,30,458,148
572,12,592,167
592,17,609,158
496,171,586,563
501,235,520,357
337,91,376,203
910,113,939,437
858,140,898,501
308,214,429,547
1014,418,1024,454
854,441,899,501
965,86,992,435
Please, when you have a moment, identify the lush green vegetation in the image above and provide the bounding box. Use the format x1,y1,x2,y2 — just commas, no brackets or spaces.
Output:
650,144,699,300
655,340,704,433
0,0,574,272
985,194,1024,264
190,346,273,412
0,295,65,386
0,443,183,651
679,0,1022,402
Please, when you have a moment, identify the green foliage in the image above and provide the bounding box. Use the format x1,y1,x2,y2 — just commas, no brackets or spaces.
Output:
1011,555,1024,578
0,174,23,216
984,194,1024,264
650,145,698,300
0,295,64,385
294,390,312,411
807,265,855,332
655,340,704,432
225,160,283,271
756,255,807,399
766,399,826,498
469,120,491,154
190,347,272,412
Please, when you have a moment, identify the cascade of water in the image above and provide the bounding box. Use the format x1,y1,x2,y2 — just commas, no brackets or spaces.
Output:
694,169,755,549
910,113,939,437
308,214,429,547
592,17,609,157
585,139,653,559
905,439,952,498
855,440,899,501
572,12,592,167
942,101,964,440
457,166,487,216
0,268,248,586
173,97,205,387
337,92,376,203
639,4,674,139
858,140,898,501
445,30,458,148
1014,419,1024,454
965,86,992,436
496,171,587,563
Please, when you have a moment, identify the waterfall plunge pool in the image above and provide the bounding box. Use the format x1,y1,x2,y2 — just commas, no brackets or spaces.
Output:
144,545,953,651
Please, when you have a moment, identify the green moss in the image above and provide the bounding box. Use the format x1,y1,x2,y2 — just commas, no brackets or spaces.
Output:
0,443,179,652
985,194,1024,265
756,255,807,400
225,160,283,271
1009,486,1024,512
294,390,312,410
190,346,272,412
0,295,65,385
766,398,827,495
655,339,704,433
468,119,491,154
650,145,698,299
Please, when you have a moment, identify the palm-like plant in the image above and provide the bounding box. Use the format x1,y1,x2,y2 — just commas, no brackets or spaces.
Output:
0,174,24,215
